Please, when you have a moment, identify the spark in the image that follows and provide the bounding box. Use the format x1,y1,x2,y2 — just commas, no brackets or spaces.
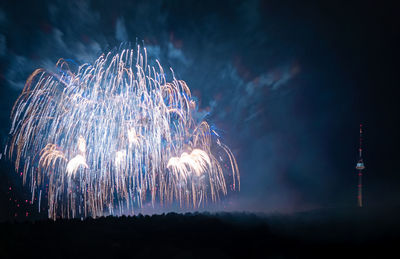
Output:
7,46,240,219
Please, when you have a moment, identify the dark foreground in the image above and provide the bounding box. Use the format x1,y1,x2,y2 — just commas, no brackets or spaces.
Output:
1,207,399,258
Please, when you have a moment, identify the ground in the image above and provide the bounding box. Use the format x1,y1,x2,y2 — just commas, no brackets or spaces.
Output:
1,207,398,258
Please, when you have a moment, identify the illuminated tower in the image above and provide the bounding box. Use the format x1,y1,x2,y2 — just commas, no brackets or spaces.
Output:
356,124,365,207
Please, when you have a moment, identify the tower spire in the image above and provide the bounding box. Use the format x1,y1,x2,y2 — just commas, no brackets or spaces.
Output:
356,124,365,207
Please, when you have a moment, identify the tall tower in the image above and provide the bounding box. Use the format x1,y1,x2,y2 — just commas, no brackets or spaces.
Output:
356,124,365,207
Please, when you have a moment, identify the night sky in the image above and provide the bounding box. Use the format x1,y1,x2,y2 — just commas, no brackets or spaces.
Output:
0,0,398,220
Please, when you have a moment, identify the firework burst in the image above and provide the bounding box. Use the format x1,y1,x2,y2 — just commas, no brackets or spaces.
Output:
6,46,239,219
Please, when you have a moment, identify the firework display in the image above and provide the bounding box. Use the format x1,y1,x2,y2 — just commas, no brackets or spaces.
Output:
6,46,239,219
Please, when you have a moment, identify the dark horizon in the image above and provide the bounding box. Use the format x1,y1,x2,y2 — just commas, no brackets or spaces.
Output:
1,208,399,258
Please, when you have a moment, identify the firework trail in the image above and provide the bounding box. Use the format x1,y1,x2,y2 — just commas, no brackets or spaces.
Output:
6,46,239,219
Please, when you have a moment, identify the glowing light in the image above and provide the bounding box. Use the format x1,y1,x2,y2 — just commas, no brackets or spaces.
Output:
66,155,88,177
167,149,212,178
115,150,126,166
78,136,87,153
7,46,240,219
127,128,141,147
